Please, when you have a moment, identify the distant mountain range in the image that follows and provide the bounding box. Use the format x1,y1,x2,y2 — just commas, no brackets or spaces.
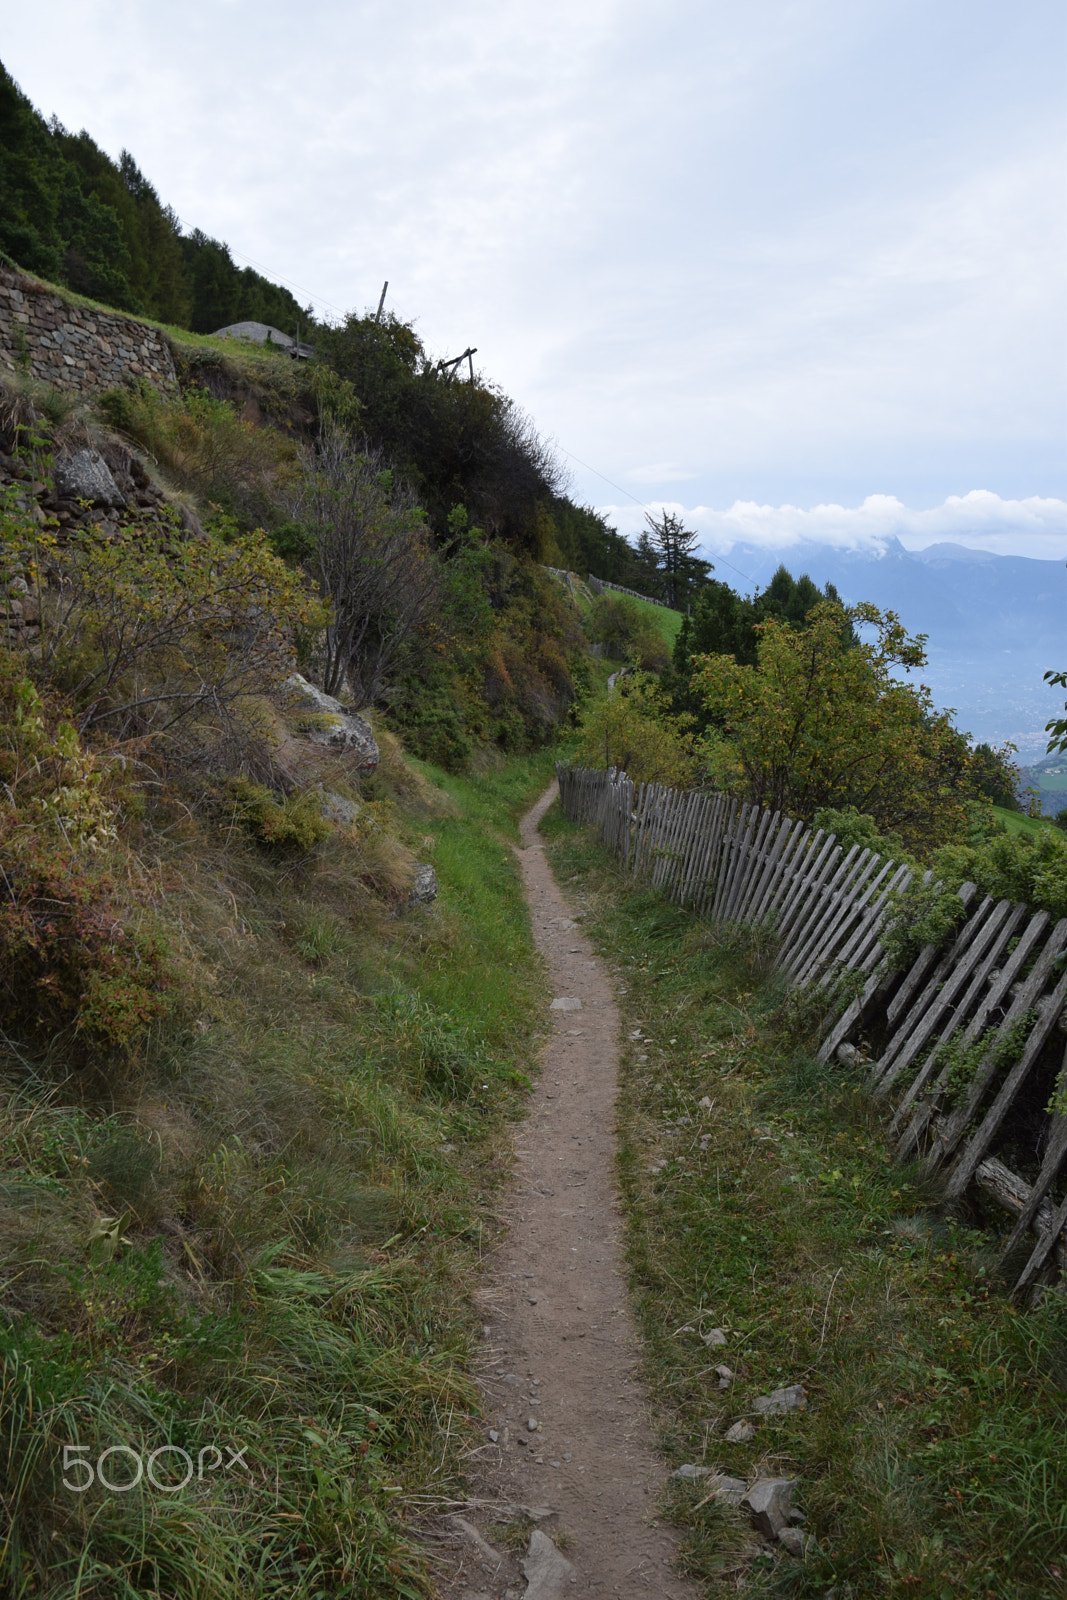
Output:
718,537,1065,762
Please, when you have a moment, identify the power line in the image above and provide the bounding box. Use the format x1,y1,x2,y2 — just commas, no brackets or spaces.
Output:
166,220,759,589
171,213,350,320
556,443,760,590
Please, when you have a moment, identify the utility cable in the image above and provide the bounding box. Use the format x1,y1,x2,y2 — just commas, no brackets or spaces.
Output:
170,219,759,589
556,443,759,591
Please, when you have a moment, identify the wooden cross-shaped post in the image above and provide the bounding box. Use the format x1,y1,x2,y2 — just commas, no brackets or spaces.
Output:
437,347,478,384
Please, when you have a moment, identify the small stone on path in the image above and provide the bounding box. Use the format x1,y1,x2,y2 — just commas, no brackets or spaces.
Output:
521,1529,576,1599
752,1383,806,1414
550,996,582,1011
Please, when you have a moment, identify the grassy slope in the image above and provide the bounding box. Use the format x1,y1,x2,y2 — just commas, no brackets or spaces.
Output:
0,744,557,1598
627,592,684,648
551,572,683,652
542,807,1066,1600
992,805,1060,838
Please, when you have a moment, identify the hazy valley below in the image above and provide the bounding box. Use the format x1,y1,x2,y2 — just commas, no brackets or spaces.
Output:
718,536,1064,761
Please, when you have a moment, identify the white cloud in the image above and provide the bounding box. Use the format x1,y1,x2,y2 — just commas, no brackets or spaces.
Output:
595,491,1067,562
2,2,1063,508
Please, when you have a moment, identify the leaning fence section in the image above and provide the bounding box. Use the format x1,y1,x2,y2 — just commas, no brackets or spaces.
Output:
556,764,1067,1299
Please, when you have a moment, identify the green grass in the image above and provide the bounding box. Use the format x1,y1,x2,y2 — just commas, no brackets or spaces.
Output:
625,591,684,648
0,746,558,1598
544,569,684,650
992,806,1060,837
542,807,1067,1600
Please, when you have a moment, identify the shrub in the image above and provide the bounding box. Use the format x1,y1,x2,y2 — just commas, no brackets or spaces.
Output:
812,804,911,868
98,381,296,521
931,822,1067,922
42,520,326,764
287,427,442,701
223,777,331,852
585,593,669,671
0,654,173,1059
880,877,970,972
574,671,696,785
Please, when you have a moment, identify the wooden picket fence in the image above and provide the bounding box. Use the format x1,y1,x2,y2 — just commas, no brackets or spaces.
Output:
556,764,1067,1299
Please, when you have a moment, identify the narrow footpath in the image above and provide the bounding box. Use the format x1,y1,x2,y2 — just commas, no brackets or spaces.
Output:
437,782,697,1598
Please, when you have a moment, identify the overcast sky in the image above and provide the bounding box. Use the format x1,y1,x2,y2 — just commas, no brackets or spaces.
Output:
6,1,1065,560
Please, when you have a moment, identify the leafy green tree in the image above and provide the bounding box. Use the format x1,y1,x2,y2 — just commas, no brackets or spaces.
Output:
548,501,636,582
584,594,669,670
0,66,69,279
666,564,854,736
317,312,563,547
574,671,696,785
1044,668,1067,754
969,741,1023,810
0,61,313,333
691,600,971,850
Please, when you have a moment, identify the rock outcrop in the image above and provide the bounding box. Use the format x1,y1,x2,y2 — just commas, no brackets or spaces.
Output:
282,675,379,772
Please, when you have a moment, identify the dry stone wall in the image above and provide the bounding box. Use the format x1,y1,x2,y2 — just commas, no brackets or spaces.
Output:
0,267,178,395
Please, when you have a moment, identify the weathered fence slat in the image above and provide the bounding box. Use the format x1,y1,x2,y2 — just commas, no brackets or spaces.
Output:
906,917,1067,1168
735,809,785,925
875,897,1004,1102
996,1104,1067,1275
940,954,1067,1199
890,901,1034,1155
884,882,977,1029
556,764,1067,1294
1014,1188,1067,1296
790,848,875,985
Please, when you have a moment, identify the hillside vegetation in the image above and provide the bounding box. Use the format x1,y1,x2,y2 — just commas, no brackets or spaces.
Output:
0,223,609,1586
3,67,1065,1600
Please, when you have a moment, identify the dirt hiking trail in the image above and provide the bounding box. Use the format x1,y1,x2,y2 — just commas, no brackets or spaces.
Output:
434,781,697,1599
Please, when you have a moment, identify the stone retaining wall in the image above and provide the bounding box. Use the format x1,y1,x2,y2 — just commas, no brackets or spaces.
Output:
0,267,178,395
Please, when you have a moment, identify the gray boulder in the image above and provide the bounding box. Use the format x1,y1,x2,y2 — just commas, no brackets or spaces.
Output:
778,1526,814,1558
410,864,437,906
283,674,379,771
521,1529,575,1599
54,449,125,508
319,790,360,826
705,1472,748,1506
